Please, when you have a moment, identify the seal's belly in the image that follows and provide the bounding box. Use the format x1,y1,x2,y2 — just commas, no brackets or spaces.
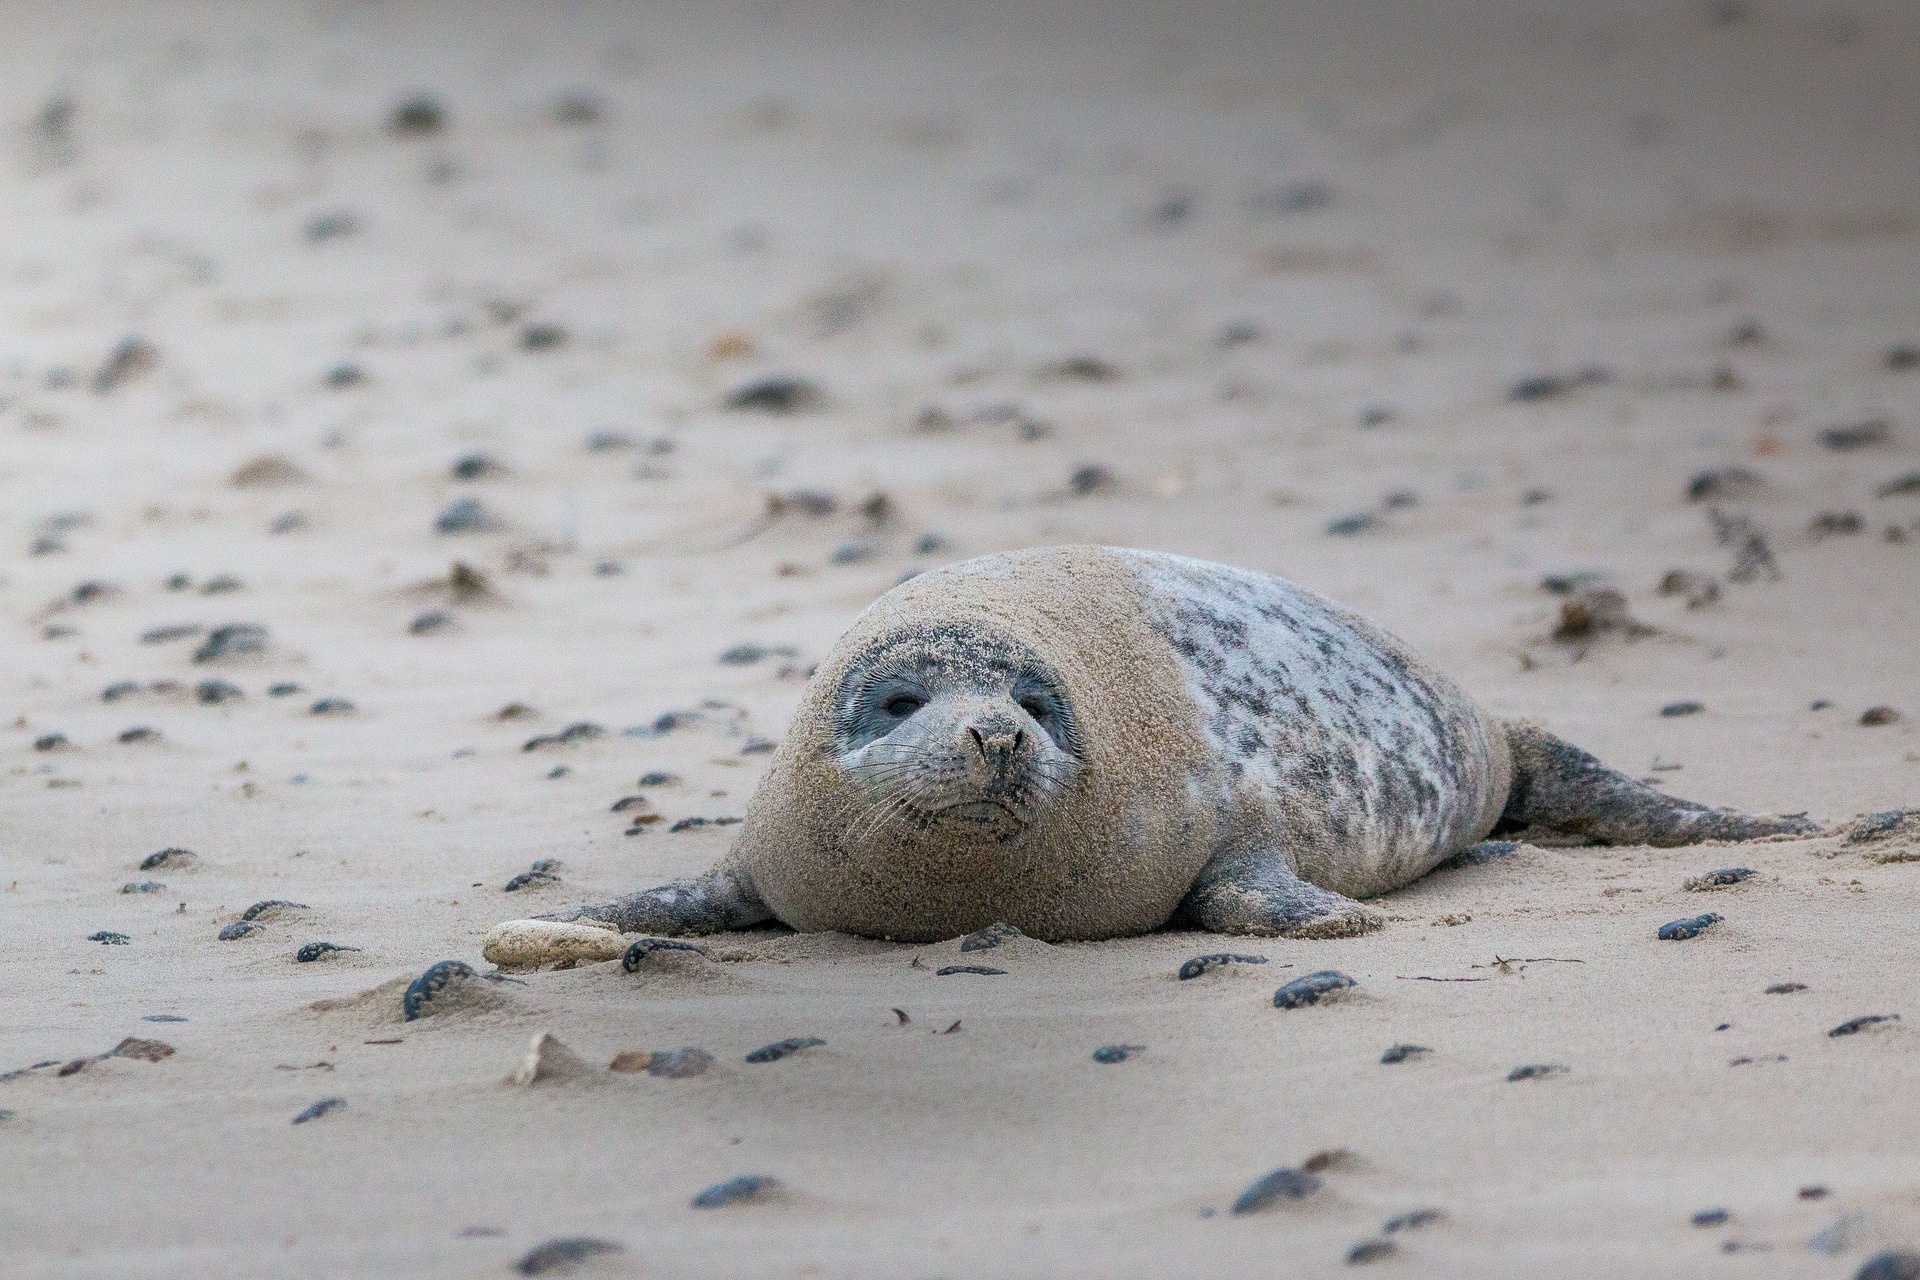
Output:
1117,551,1510,897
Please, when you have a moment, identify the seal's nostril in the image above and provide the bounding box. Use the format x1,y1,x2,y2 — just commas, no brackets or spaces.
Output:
1012,729,1026,752
967,725,986,758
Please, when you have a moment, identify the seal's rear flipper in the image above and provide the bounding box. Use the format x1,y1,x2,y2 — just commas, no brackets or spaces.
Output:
537,863,772,935
1496,720,1820,846
1173,848,1383,938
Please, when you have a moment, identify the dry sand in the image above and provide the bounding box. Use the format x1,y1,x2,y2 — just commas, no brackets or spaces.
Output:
3,2,1919,1275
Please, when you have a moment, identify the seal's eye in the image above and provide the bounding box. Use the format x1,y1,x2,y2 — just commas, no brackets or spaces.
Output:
881,692,926,718
1017,694,1053,722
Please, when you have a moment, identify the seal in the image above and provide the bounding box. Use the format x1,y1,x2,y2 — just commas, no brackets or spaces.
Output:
513,546,1818,947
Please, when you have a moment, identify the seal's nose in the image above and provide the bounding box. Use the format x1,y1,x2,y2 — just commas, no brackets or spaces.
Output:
964,719,1026,778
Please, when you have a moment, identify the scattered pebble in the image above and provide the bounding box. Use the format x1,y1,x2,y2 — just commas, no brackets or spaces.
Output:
1849,809,1918,842
1875,472,1920,498
140,848,196,871
725,375,825,414
33,733,70,752
691,1175,779,1209
402,960,476,1020
295,942,359,962
1508,365,1610,402
88,931,130,945
1039,355,1121,383
1828,1015,1898,1037
387,93,445,137
1658,913,1723,940
231,455,309,488
1068,464,1116,496
410,611,454,636
109,1037,174,1062
142,1015,187,1023
1506,1063,1567,1082
1346,1240,1397,1265
1856,1252,1920,1280
1685,868,1756,890
1810,511,1865,538
1380,1044,1431,1065
435,498,506,535
269,683,304,697
514,1238,623,1276
242,900,308,922
522,722,606,750
120,881,165,894
196,679,243,704
1691,1208,1730,1227
1552,589,1653,643
1273,970,1355,1009
744,1037,824,1063
518,323,568,351
1383,1209,1444,1233
1091,1045,1144,1064
936,965,1006,977
323,362,365,389
1661,701,1705,718
1326,513,1379,536
1861,706,1901,727
960,923,1024,952
554,91,604,125
118,727,161,744
1177,952,1268,980
1658,569,1722,608
218,922,262,941
503,868,560,892
193,623,267,663
1686,466,1764,502
1819,420,1891,451
92,336,159,394
1766,982,1808,994
309,698,354,716
1230,1167,1322,1214
638,771,679,787
451,452,506,480
291,1097,345,1125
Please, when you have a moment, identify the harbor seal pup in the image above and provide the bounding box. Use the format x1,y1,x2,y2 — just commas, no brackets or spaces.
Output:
517,546,1817,945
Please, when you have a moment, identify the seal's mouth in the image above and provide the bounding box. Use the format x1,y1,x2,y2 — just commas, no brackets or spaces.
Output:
933,799,1023,823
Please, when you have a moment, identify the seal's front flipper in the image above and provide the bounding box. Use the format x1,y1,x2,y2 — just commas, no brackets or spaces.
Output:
1174,849,1383,938
1497,721,1820,847
538,863,772,936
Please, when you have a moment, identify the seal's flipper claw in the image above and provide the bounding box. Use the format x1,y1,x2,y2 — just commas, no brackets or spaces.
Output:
535,864,772,936
1497,721,1821,847
1174,849,1383,938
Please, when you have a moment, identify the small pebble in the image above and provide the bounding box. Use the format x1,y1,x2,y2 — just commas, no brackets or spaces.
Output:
1326,513,1378,536
109,1037,174,1062
1176,952,1268,980
1686,867,1756,890
410,611,454,636
1068,464,1115,496
1765,982,1807,994
1849,809,1918,842
1508,366,1611,402
387,93,445,137
744,1037,824,1064
33,733,70,752
1507,1063,1566,1082
291,1097,345,1125
142,1015,187,1023
1380,1044,1431,1065
295,942,359,962
118,727,160,744
514,1238,623,1276
1230,1167,1322,1214
522,722,606,751
450,452,506,480
1346,1240,1397,1265
936,965,1006,977
1856,1253,1920,1280
1091,1045,1144,1064
1686,465,1764,501
241,900,307,921
218,922,262,941
140,848,196,870
1691,1209,1730,1227
1828,1014,1899,1038
269,682,304,697
1819,420,1891,451
646,1048,714,1079
195,679,243,705
503,869,560,892
1875,472,1920,498
1861,706,1901,727
1273,970,1356,1009
120,881,165,894
309,698,354,716
638,771,679,786
1661,701,1705,717
1658,913,1723,941
88,931,130,945
1383,1209,1444,1233
691,1175,779,1209
434,499,505,535
518,323,568,351
960,923,1024,952
323,362,365,389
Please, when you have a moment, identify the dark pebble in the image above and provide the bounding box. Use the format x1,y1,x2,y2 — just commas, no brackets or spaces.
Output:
403,960,476,1020
1686,465,1764,502
196,679,243,704
1380,1044,1431,1065
638,771,679,786
268,682,304,697
960,923,1024,952
1326,513,1378,536
92,336,159,394
518,323,568,351
1177,952,1268,980
503,870,559,892
744,1037,824,1063
1849,809,1918,842
218,922,262,941
1693,867,1756,887
1661,700,1705,717
450,451,506,480
409,611,454,636
387,93,445,137
1041,355,1121,383
1875,472,1920,498
32,733,69,751
1068,464,1115,496
645,1047,714,1078
936,965,1006,977
434,498,506,535
740,737,776,755
1381,488,1418,510
296,942,359,962
142,1015,187,1023
1810,511,1865,538
1383,1209,1444,1233
1856,1253,1920,1280
1508,365,1610,402
554,91,604,125
242,900,308,921
88,931,130,945
291,1097,345,1125
514,1238,623,1276
1691,1208,1730,1227
309,697,354,716
1358,405,1395,428
1347,1240,1397,1265
1819,420,1891,451
102,680,142,700
718,643,768,665
621,938,707,972
1829,1014,1899,1037
1765,982,1807,994
1507,1064,1567,1081
121,881,165,894
725,375,825,414
1861,706,1901,727
323,362,365,389
522,722,605,750
691,1175,778,1209
1091,1045,1144,1064
1658,913,1723,940
193,623,268,663
1230,1167,1322,1214
1888,345,1920,371
118,727,161,744
71,579,119,604
201,574,244,595
140,848,195,871
1273,970,1355,1009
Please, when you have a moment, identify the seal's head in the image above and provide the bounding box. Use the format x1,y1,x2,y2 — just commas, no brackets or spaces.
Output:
832,626,1084,844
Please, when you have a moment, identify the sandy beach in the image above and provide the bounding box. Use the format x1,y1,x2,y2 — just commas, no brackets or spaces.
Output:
3,2,1918,1275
